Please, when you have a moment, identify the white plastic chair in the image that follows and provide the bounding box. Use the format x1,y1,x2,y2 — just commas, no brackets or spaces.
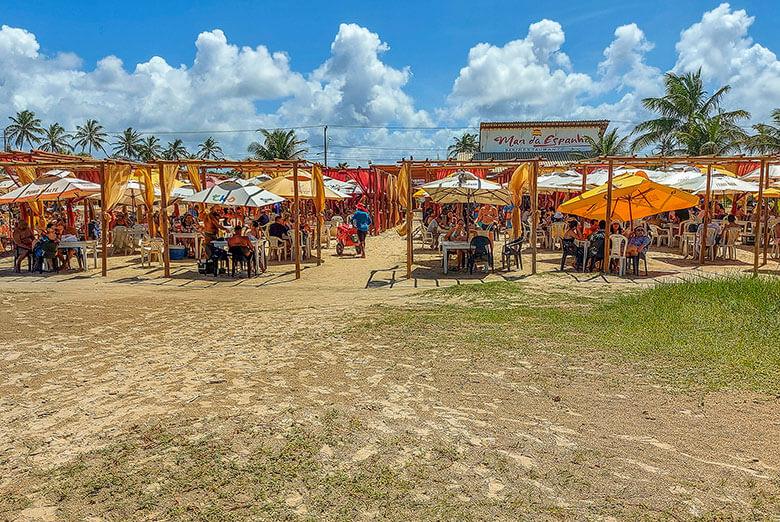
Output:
694,225,719,260
720,227,740,260
267,236,288,261
649,224,671,247
140,237,164,267
111,226,133,255
608,234,628,276
549,221,567,249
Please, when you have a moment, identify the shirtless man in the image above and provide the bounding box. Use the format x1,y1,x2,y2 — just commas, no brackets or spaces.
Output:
227,225,258,274
201,208,229,258
12,220,35,272
477,204,498,231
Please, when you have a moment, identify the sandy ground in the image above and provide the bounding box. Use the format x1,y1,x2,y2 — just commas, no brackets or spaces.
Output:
1,232,779,519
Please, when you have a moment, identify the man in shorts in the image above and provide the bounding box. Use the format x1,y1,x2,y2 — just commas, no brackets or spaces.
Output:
350,204,372,258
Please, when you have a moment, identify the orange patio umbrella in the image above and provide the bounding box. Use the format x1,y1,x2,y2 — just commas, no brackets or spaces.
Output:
557,171,699,223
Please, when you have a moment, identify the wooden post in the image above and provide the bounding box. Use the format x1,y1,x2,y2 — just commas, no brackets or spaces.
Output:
603,160,614,273
82,198,88,240
699,164,712,265
581,166,587,193
753,159,765,276
406,160,413,279
100,162,108,277
762,159,771,265
316,165,322,267
531,159,539,274
292,160,301,279
158,161,171,278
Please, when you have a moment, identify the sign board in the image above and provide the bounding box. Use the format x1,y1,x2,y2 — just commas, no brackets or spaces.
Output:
479,122,607,153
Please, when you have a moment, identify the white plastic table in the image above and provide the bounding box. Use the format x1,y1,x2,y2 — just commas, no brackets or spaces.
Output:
58,240,98,270
171,232,201,258
441,240,470,274
211,239,266,275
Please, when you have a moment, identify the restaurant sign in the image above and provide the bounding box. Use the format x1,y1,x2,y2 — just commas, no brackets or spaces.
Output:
480,124,604,153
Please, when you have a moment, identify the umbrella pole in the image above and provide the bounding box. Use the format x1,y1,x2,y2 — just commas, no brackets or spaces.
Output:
293,160,301,279
603,160,614,273
699,165,712,265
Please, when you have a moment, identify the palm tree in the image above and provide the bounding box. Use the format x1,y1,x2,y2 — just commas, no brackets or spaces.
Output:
677,114,749,155
73,119,108,155
247,129,307,160
631,69,749,154
39,123,72,153
112,128,142,160
137,135,163,161
197,137,223,159
6,110,44,150
336,162,350,169
163,139,189,161
573,128,629,159
748,108,780,154
447,132,479,159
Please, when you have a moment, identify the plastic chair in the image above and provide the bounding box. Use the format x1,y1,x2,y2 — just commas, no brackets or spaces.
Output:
502,237,524,271
228,246,254,278
549,222,567,249
628,245,649,276
608,234,628,276
694,225,718,260
720,228,740,260
111,226,133,255
140,237,164,267
267,236,288,261
559,238,581,271
467,236,493,274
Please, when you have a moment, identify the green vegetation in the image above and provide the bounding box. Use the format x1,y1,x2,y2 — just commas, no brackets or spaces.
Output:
359,276,780,394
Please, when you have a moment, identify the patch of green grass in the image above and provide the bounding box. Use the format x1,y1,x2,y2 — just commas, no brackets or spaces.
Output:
358,276,780,394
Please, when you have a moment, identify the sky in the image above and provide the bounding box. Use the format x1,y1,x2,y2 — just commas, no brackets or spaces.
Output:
1,1,779,165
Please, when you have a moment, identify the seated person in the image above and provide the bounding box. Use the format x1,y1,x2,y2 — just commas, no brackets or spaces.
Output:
268,216,290,244
561,220,584,269
444,219,468,270
246,220,262,241
227,225,255,269
587,220,607,271
12,220,35,272
426,213,441,248
720,214,742,241
33,223,60,271
257,210,270,227
59,223,84,271
625,226,650,258
583,219,599,237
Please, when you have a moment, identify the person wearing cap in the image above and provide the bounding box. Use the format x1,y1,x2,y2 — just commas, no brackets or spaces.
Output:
350,204,372,258
625,226,650,258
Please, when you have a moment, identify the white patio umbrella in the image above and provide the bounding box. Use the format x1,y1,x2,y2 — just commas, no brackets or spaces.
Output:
742,165,780,182
169,184,197,203
420,171,511,206
536,170,585,193
0,172,100,204
675,172,759,195
184,180,285,208
324,176,362,196
246,174,272,185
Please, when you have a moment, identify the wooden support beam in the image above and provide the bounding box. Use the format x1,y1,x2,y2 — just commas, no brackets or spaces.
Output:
699,165,712,265
158,161,171,278
603,160,614,273
292,160,301,280
100,163,108,277
753,160,765,276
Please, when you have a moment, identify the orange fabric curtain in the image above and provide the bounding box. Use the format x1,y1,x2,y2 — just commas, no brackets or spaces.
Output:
311,164,326,216
16,166,44,220
186,164,202,192
509,164,530,239
103,164,133,211
162,164,178,201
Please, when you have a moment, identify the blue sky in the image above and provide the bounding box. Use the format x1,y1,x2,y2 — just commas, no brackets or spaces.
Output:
1,1,779,163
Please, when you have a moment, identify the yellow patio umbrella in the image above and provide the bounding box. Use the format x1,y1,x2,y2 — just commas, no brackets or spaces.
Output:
413,188,429,198
557,171,699,222
758,187,780,198
260,174,345,200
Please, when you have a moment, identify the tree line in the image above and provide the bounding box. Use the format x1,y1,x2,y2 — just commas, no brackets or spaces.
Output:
447,69,780,158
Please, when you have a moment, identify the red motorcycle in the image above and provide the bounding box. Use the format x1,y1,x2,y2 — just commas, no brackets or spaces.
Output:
336,224,362,256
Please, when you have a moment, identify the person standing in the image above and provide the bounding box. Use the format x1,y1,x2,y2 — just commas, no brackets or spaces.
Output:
350,204,372,258
12,220,35,272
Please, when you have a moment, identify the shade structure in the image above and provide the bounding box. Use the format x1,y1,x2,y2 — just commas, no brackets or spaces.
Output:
420,171,511,206
742,165,780,182
259,175,346,200
324,176,362,196
557,172,700,222
184,181,285,208
0,172,100,204
0,178,17,195
536,170,584,193
169,184,197,203
674,173,759,195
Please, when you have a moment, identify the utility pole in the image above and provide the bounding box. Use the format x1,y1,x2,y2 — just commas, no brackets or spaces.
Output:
323,125,328,168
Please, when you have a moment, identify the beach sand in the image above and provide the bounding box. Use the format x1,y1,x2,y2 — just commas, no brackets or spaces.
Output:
1,232,778,519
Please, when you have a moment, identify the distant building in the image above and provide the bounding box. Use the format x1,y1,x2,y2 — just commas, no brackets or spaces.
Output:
473,120,610,166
